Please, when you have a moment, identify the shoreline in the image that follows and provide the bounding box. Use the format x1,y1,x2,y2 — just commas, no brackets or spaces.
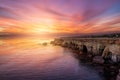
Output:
51,38,120,80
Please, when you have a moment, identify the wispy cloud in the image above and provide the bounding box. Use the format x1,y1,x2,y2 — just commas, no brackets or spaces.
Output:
0,0,120,37
0,6,19,20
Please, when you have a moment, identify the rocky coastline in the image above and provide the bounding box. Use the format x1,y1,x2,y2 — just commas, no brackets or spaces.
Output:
51,38,120,80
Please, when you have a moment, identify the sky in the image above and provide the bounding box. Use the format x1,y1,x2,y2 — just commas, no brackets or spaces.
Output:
0,0,120,38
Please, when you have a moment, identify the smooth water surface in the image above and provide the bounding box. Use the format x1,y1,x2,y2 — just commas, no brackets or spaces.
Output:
0,37,103,80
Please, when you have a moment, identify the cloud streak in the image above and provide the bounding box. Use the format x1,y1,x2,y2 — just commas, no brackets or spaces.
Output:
0,6,19,20
0,0,120,37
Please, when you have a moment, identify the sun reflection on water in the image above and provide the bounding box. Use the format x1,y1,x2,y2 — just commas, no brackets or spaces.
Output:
0,37,53,55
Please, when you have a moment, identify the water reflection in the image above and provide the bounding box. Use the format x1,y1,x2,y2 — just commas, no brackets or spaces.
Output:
0,37,103,80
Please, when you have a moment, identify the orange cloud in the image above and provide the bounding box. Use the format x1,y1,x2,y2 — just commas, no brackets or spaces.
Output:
0,0,120,38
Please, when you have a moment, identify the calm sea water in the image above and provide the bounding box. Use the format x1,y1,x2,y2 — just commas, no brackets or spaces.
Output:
0,37,103,80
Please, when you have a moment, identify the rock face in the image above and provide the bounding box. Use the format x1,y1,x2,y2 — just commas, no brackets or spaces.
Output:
102,45,120,63
52,38,120,63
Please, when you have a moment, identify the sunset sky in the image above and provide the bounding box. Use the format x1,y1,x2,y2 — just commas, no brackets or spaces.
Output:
0,0,120,38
